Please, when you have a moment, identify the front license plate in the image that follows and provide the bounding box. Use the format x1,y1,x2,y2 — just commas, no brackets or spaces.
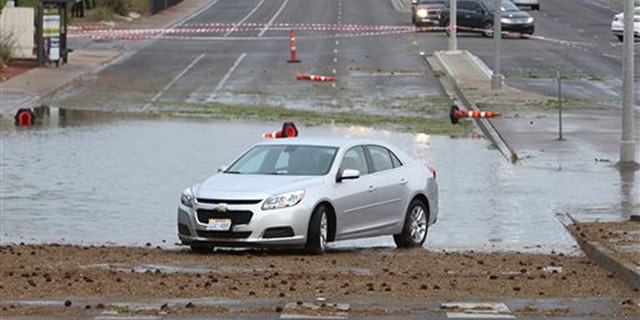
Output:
207,219,232,231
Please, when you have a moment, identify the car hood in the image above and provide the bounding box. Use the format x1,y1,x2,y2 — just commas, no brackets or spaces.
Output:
416,3,443,9
193,173,325,200
502,11,531,19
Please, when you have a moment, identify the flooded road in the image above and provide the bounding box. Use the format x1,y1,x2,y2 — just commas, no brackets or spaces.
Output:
1,110,637,254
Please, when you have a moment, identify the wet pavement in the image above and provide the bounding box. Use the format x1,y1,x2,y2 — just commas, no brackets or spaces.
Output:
2,108,633,255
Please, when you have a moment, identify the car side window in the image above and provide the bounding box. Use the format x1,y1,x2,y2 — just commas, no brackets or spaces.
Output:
368,145,397,172
458,1,473,11
368,145,402,172
341,146,369,175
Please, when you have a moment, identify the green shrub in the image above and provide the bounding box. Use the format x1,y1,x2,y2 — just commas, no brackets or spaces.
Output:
87,5,113,21
0,31,16,69
96,0,129,16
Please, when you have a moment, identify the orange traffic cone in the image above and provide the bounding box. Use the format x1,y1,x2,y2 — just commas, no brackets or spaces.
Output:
449,105,500,124
262,122,299,138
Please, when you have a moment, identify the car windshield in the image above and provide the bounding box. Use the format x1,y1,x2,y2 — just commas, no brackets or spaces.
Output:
225,145,338,176
483,0,520,12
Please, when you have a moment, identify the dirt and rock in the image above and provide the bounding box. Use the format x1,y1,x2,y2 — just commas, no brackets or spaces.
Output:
1,221,639,318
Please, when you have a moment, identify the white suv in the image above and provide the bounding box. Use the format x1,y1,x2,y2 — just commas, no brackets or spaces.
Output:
512,0,539,10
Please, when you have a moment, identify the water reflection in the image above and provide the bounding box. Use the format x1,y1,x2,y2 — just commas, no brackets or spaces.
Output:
1,109,637,254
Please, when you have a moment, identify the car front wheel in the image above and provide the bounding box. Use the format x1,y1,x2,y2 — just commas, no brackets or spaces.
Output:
394,199,428,248
482,21,494,37
305,205,329,254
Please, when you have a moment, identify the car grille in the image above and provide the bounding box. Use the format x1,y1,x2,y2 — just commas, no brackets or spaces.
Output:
196,198,262,205
196,209,253,225
196,230,252,239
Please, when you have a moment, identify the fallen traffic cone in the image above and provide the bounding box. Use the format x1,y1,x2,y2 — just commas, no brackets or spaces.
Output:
449,105,500,124
296,73,337,82
262,122,299,138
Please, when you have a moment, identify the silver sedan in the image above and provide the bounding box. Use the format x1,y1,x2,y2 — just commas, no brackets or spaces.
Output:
177,136,438,254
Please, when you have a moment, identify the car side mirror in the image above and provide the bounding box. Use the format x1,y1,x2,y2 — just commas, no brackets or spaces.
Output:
337,169,360,182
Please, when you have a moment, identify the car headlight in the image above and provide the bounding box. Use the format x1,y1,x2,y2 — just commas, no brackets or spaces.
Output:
262,190,306,210
181,188,195,208
502,17,534,24
417,9,428,18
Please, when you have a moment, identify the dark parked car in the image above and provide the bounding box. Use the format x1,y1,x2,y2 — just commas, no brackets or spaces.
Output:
412,0,447,27
440,0,535,37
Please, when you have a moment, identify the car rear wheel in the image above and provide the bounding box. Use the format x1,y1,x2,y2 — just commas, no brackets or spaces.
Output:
482,21,494,37
305,205,328,254
394,199,428,248
190,243,214,254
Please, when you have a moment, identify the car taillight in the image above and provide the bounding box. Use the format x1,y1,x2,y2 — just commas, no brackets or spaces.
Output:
428,168,436,180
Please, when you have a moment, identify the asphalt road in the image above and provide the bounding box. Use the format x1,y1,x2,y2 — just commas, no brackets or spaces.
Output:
60,0,638,115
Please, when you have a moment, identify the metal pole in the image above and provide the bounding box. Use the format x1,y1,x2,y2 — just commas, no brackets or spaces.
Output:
619,0,636,165
448,0,457,51
491,0,502,90
558,70,563,140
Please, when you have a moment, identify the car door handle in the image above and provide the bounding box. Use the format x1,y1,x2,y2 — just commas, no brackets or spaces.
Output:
400,178,408,185
368,185,375,192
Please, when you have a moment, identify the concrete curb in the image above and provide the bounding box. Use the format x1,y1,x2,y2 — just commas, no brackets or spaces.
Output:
556,212,640,291
429,50,515,162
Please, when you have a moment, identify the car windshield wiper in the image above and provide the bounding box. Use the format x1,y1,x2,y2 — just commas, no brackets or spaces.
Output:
266,171,287,175
225,170,242,174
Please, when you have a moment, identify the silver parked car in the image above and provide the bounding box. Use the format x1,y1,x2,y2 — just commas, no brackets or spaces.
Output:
177,136,438,254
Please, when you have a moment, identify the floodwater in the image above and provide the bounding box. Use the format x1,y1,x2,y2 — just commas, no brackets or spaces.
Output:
1,109,636,254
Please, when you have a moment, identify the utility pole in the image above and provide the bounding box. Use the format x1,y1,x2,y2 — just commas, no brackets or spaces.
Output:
448,0,457,51
620,0,637,166
491,0,502,90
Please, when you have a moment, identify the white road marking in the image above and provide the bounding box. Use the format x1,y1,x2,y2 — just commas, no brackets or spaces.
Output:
224,0,267,37
150,53,205,102
258,0,289,37
206,52,246,101
443,302,515,319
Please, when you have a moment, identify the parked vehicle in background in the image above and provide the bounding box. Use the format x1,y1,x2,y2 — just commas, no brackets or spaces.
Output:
177,136,439,254
440,0,535,37
512,0,539,11
412,0,447,27
610,6,640,42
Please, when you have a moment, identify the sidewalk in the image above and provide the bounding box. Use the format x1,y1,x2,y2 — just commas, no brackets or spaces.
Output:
0,0,212,118
430,49,640,291
1,0,638,293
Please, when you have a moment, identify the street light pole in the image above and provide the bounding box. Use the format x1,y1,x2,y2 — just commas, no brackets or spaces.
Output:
620,0,636,166
491,0,502,90
449,0,457,51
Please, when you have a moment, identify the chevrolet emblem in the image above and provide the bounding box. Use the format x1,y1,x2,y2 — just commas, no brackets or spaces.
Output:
215,203,229,212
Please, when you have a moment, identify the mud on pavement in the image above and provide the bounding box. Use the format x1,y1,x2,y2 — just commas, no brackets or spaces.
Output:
1,243,639,317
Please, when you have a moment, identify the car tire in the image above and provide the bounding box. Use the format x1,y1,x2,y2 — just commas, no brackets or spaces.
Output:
393,199,428,248
190,243,214,254
305,205,329,255
532,4,539,10
482,21,494,38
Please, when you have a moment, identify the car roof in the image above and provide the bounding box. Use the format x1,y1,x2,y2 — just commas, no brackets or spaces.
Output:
255,136,389,149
